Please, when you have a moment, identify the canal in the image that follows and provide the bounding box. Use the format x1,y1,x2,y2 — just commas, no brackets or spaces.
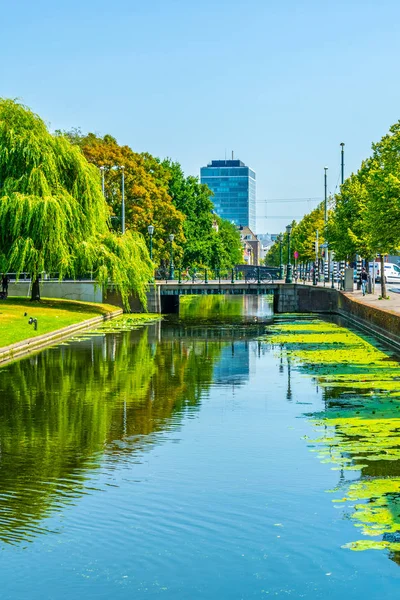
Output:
0,296,400,598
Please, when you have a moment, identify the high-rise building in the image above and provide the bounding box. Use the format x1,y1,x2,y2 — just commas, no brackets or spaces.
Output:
200,159,256,231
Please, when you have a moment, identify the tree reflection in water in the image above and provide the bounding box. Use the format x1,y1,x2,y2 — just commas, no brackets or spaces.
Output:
0,323,231,544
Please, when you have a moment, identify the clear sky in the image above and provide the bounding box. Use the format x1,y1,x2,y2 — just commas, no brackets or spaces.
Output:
2,0,400,233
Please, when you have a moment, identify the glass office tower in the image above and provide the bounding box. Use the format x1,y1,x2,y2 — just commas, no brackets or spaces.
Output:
200,159,256,231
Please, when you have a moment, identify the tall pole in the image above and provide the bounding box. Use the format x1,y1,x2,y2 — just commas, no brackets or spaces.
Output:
324,167,328,282
100,166,105,197
285,225,293,284
169,234,175,280
278,234,284,279
313,229,319,285
340,143,347,289
340,142,345,185
121,166,125,234
148,225,154,260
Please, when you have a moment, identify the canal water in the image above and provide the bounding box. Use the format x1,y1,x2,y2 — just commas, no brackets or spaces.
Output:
1,296,400,598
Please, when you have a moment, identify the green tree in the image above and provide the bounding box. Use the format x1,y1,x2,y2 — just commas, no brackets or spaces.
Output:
66,133,186,269
0,100,152,306
291,207,324,264
263,237,282,267
364,124,400,297
326,166,372,261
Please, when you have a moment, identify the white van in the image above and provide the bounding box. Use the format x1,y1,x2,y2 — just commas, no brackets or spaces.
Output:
373,262,400,284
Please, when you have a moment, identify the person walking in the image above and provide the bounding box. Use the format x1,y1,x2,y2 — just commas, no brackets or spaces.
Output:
1,273,9,297
360,267,368,296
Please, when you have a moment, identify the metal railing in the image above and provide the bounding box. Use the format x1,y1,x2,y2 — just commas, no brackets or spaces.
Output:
155,266,279,284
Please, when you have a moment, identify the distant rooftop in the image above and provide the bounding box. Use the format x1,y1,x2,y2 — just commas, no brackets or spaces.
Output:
206,160,246,168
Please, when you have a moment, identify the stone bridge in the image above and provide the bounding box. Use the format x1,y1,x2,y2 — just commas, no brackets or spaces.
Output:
147,282,338,314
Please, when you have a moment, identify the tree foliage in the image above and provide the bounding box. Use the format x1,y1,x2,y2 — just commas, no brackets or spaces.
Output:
70,135,243,271
326,165,372,260
70,133,186,267
0,100,152,306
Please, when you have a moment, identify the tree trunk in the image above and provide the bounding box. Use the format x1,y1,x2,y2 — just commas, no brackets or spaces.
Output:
380,255,387,299
31,277,40,301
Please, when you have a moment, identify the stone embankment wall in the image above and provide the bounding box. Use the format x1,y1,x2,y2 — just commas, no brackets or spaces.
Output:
274,284,400,349
274,285,337,313
336,294,400,349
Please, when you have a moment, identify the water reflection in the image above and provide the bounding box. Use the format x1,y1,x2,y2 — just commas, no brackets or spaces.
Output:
0,323,231,544
179,294,274,323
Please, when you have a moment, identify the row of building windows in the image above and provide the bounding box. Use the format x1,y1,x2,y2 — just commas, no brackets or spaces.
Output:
201,168,255,179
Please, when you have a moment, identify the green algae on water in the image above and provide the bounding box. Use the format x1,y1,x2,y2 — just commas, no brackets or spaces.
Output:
266,317,400,553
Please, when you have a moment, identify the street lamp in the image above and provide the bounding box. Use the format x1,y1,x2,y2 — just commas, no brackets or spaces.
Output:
121,166,125,234
100,166,105,197
278,234,284,280
169,233,175,280
324,166,328,282
148,225,154,260
340,143,345,185
285,224,293,284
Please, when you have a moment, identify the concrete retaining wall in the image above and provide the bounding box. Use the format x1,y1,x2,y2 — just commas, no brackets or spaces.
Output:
8,281,161,314
274,284,338,313
8,281,103,303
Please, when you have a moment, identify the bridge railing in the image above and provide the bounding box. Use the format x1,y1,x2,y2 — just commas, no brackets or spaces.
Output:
155,267,279,284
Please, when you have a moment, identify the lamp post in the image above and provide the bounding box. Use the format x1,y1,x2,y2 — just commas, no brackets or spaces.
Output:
285,224,293,283
169,233,175,280
278,234,284,280
324,166,328,282
100,166,105,197
148,225,154,260
340,142,345,185
121,166,125,234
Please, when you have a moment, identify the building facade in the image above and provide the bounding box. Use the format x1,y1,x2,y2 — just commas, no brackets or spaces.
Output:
200,159,256,231
239,226,261,266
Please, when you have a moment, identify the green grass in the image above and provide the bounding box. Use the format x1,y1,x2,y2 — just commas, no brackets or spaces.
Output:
0,297,124,347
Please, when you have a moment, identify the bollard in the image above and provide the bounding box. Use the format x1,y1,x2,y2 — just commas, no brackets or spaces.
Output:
231,269,235,284
205,269,208,284
178,269,182,284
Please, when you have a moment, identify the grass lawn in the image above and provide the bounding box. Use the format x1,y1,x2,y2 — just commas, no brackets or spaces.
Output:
0,297,122,347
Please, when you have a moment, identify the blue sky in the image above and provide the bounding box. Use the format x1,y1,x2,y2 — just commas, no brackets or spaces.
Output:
2,0,400,233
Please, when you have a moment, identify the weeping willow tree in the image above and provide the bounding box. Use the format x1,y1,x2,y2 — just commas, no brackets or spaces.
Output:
0,99,152,306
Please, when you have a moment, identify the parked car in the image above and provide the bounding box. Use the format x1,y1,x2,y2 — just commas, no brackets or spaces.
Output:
374,262,400,284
